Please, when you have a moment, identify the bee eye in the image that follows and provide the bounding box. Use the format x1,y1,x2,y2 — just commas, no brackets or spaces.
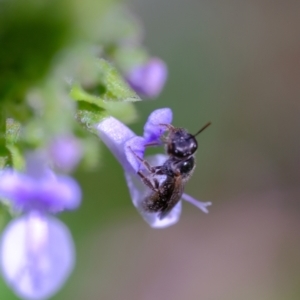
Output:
179,157,194,173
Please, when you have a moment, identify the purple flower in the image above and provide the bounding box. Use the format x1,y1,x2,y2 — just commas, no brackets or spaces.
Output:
0,168,81,213
0,212,75,300
48,135,83,173
0,155,81,299
96,108,211,228
126,58,168,98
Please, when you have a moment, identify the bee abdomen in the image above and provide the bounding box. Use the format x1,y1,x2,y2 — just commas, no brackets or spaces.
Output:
143,193,168,213
142,180,176,214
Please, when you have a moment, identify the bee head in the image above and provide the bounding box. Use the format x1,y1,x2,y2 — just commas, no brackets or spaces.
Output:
166,122,211,159
167,129,198,158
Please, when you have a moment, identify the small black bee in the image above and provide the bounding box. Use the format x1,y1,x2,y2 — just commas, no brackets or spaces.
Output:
160,122,211,159
130,122,211,219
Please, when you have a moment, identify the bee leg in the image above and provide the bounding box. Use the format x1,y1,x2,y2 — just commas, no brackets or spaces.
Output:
128,146,155,173
159,123,175,131
159,123,175,144
136,171,158,192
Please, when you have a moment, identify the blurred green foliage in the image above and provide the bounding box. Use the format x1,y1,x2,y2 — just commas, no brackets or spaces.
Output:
0,0,148,173
0,0,73,102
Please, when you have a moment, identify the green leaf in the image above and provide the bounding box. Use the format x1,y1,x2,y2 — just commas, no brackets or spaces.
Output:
97,59,140,102
6,118,21,145
4,118,24,170
0,146,10,169
75,101,109,134
70,84,105,107
70,59,140,104
75,100,138,134
6,145,24,170
71,59,139,133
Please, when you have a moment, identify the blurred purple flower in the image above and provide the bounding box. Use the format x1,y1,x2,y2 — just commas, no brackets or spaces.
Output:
0,155,81,299
48,135,83,172
0,168,81,213
126,58,168,98
0,212,75,300
96,108,211,228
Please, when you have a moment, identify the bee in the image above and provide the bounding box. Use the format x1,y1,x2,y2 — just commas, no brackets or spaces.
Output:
160,122,211,159
130,122,211,219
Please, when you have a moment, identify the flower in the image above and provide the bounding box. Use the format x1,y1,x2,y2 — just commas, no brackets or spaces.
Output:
0,167,81,214
0,212,75,300
48,134,83,173
0,154,81,300
96,108,211,229
126,58,168,98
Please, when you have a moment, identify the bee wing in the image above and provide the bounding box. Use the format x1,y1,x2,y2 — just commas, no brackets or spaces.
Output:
159,176,184,220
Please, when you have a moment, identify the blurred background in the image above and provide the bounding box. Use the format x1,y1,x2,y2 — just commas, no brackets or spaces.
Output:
1,0,300,299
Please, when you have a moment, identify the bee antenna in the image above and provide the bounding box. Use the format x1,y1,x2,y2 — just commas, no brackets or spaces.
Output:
193,122,211,137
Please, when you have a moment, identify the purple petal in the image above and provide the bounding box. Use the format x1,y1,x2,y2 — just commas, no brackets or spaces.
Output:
0,213,75,300
0,171,36,206
143,108,173,144
124,154,182,228
181,193,212,214
48,135,83,172
37,175,81,213
126,58,168,98
0,169,81,214
124,136,146,173
96,116,137,173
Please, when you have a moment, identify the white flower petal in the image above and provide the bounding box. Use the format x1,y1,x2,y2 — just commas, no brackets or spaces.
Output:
0,214,75,300
96,117,136,172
